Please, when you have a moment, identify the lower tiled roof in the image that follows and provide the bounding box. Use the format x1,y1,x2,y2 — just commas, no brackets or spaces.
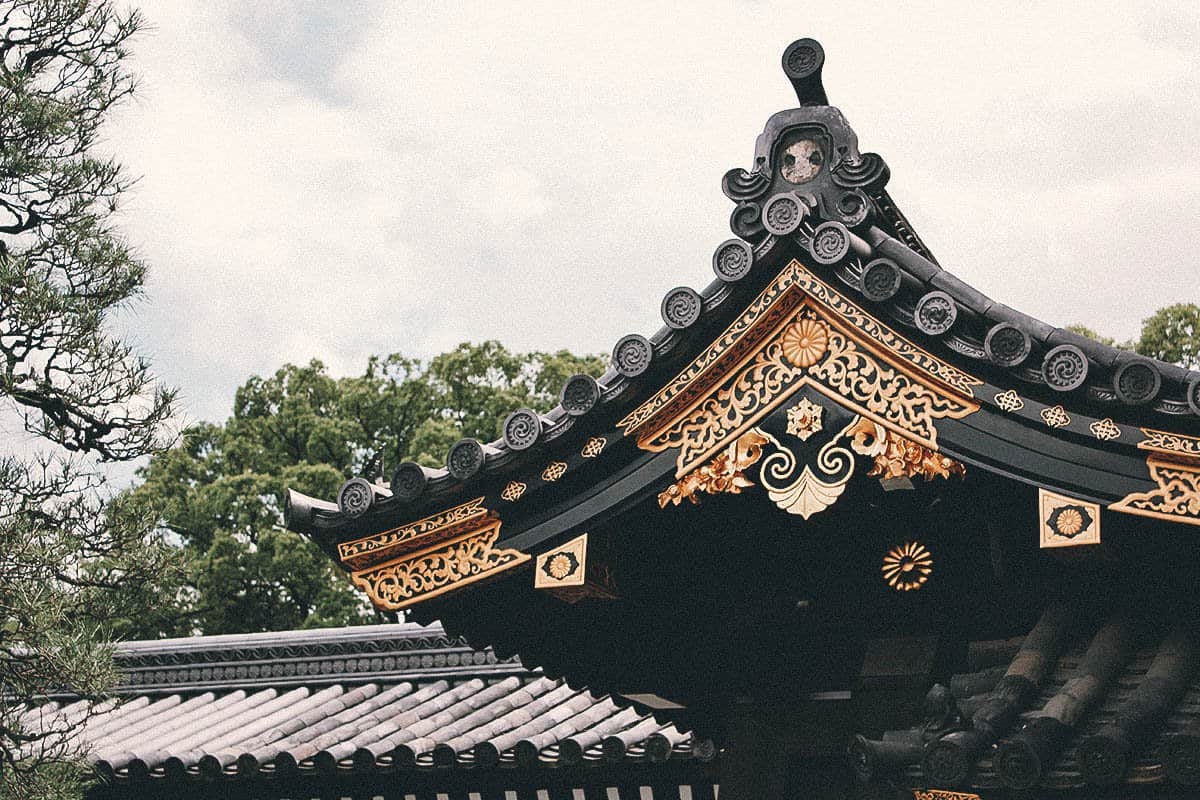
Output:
21,624,712,792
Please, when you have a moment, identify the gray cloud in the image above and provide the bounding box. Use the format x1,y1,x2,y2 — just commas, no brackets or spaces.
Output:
105,1,1200,426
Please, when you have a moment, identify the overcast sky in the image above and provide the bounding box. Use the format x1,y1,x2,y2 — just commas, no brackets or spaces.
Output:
105,1,1200,426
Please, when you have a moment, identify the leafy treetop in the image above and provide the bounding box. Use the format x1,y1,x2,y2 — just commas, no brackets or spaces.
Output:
121,344,605,638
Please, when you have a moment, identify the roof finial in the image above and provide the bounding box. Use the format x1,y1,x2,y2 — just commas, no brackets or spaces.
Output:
781,38,828,106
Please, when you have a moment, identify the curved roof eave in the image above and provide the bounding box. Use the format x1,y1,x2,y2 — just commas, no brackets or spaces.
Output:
285,36,1200,564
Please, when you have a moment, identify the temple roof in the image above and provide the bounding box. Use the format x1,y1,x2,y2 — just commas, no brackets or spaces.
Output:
279,38,1200,748
283,52,1199,516
27,624,710,798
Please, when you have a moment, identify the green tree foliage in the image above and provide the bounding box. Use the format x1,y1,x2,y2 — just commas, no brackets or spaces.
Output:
1068,305,1200,370
1064,323,1118,348
0,2,175,797
123,345,605,638
1135,303,1200,370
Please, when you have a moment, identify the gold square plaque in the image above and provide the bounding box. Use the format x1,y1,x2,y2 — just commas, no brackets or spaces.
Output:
1039,488,1101,548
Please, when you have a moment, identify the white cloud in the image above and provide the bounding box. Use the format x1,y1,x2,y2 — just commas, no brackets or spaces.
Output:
104,1,1200,425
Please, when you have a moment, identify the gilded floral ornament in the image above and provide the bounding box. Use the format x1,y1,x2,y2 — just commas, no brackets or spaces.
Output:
500,481,526,502
882,541,934,592
786,397,824,441
658,429,768,508
1089,418,1121,442
994,390,1024,413
849,419,967,481
781,317,830,367
1041,405,1071,429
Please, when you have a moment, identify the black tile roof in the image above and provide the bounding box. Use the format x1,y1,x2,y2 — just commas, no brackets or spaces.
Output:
285,36,1199,537
23,623,711,790
851,606,1200,793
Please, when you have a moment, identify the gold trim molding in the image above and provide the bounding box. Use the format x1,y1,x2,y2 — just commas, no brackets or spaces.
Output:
1138,428,1200,461
1110,456,1200,527
337,497,489,570
349,519,529,610
619,261,980,479
913,791,981,800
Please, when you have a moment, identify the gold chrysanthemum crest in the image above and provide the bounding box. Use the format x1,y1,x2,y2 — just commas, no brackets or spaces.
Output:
882,541,933,592
781,318,830,367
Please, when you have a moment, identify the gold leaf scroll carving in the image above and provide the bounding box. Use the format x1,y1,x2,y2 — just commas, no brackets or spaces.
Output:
619,260,980,452
658,429,768,508
647,311,976,477
658,404,966,519
349,520,529,610
1138,428,1200,460
755,419,856,519
337,496,488,571
1110,457,1200,527
912,790,981,800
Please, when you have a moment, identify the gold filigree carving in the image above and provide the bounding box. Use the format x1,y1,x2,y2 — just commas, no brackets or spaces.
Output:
581,437,607,458
1090,418,1121,441
349,520,529,610
1138,428,1200,461
658,404,964,519
645,309,977,477
337,497,488,570
658,429,767,508
883,541,933,592
913,791,981,800
1041,405,1071,429
541,461,567,482
500,481,526,502
849,418,967,481
786,397,824,441
994,389,1024,412
618,261,981,445
1110,457,1200,527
